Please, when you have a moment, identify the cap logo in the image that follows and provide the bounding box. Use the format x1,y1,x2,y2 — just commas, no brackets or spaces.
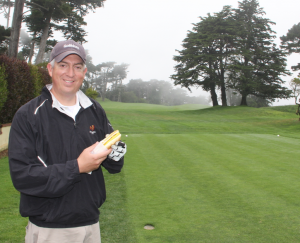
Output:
64,44,79,50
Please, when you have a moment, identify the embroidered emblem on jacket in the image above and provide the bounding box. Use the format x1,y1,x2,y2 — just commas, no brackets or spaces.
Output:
89,125,96,134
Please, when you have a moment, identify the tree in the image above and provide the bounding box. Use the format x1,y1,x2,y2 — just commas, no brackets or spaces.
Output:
226,88,270,107
0,0,14,29
121,79,197,106
228,0,291,105
23,0,105,64
8,0,25,58
110,63,129,102
281,23,300,72
208,6,237,106
98,62,115,101
171,6,237,106
145,79,173,104
0,25,11,54
17,29,32,61
31,0,79,64
289,76,300,104
171,18,219,106
126,79,147,100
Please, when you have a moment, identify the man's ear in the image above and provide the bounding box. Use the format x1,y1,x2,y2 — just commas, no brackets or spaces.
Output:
47,63,53,77
83,67,88,76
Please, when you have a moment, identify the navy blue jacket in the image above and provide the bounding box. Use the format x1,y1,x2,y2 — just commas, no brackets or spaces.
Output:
8,86,124,228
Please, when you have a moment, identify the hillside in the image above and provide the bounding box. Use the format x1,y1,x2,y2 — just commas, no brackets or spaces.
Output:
98,100,300,138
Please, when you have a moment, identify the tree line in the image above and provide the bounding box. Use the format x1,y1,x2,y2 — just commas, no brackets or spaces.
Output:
171,0,300,106
81,56,209,106
1,0,300,107
106,79,210,106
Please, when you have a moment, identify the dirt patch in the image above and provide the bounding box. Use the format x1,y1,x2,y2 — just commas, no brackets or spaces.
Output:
144,224,155,230
0,149,8,159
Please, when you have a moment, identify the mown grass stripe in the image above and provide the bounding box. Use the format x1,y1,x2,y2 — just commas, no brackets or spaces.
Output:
123,134,300,242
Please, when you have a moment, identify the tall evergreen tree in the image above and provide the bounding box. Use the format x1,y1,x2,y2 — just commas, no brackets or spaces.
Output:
23,0,105,64
228,0,290,105
281,23,300,72
111,63,129,102
171,6,237,106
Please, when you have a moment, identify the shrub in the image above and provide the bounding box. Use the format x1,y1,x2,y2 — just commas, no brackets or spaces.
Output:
29,64,44,97
0,56,34,124
36,62,48,70
27,64,51,97
0,64,7,112
85,88,98,100
0,56,51,124
38,66,52,87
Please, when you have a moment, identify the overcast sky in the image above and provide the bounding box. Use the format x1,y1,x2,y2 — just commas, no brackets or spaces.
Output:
1,0,300,105
84,0,300,105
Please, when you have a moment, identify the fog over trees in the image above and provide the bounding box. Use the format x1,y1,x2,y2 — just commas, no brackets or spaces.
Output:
1,0,300,107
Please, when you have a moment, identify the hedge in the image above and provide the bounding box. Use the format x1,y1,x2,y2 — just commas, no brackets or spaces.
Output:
0,64,7,112
0,56,51,124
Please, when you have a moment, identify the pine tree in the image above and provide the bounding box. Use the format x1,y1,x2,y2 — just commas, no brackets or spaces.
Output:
171,6,237,106
228,0,290,105
281,23,300,72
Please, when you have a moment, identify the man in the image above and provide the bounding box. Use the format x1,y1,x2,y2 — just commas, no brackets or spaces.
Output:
8,40,126,242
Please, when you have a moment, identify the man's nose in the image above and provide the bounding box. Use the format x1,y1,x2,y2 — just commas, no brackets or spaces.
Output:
66,66,75,77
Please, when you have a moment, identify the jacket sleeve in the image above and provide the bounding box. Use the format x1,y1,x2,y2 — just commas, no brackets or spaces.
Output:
102,157,124,174
95,102,124,174
8,110,81,198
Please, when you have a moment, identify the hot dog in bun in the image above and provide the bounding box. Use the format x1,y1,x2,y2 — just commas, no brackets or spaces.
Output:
100,130,121,149
91,130,121,154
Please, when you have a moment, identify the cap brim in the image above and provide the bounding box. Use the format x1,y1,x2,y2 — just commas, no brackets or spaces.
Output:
53,51,86,63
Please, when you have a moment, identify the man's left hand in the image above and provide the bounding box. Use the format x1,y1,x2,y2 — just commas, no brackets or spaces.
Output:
108,141,127,161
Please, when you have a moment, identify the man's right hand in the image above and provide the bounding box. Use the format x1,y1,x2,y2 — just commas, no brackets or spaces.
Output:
77,142,112,173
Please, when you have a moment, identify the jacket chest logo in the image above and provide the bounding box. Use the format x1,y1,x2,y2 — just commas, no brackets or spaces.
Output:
89,125,96,134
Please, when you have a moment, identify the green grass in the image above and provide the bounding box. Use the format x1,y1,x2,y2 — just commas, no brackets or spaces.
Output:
102,101,300,138
1,101,300,242
0,157,27,243
120,134,300,242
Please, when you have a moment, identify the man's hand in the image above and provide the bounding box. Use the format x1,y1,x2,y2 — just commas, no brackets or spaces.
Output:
108,141,127,161
77,142,112,173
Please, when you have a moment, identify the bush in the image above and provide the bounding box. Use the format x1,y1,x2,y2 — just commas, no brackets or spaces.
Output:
29,64,44,97
0,56,34,124
38,65,52,87
36,62,48,70
0,64,7,112
0,56,51,124
85,88,98,100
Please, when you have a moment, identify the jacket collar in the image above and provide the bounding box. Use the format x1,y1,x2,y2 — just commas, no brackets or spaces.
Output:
45,84,93,109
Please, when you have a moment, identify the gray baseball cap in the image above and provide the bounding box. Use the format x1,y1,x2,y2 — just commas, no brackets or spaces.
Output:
50,40,86,63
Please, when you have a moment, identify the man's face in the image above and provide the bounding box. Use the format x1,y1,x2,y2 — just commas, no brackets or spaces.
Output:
47,54,87,99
